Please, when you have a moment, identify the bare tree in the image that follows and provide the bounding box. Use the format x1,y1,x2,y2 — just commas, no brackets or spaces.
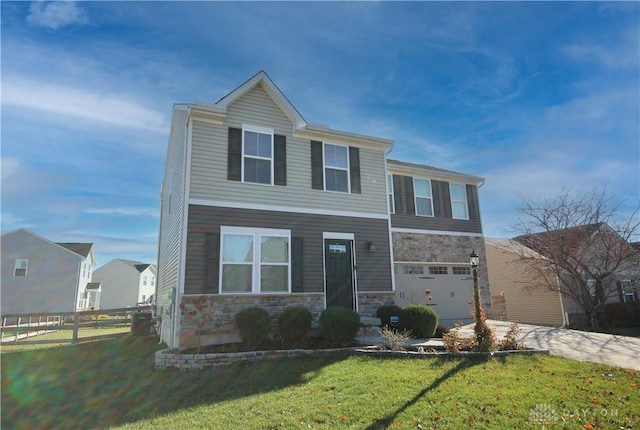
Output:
513,187,640,330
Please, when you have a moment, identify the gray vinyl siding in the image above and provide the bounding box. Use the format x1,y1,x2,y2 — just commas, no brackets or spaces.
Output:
156,108,188,317
1,230,82,314
391,174,483,233
184,204,392,295
189,85,388,215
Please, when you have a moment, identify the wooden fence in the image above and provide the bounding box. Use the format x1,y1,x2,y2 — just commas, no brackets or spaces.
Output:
1,306,154,345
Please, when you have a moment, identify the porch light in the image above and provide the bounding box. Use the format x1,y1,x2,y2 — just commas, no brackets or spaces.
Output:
469,250,479,268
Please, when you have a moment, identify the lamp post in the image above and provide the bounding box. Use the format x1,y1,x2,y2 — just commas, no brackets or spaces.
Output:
469,250,482,324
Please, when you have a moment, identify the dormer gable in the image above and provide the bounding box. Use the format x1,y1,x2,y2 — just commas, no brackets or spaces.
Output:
215,70,307,130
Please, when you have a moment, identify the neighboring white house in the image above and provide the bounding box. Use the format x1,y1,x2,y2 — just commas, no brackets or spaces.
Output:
1,228,97,315
93,259,156,309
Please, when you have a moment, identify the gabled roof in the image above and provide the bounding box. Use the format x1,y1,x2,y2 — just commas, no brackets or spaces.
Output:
1,228,93,261
387,159,485,185
184,71,394,151
115,259,156,274
513,223,606,256
56,243,94,258
485,237,547,260
215,70,307,129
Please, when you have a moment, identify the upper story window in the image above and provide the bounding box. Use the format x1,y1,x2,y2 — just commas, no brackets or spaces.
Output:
220,226,291,294
323,143,349,193
414,178,434,217
450,183,469,219
14,259,28,277
228,126,286,186
243,125,274,185
387,174,395,213
311,141,360,194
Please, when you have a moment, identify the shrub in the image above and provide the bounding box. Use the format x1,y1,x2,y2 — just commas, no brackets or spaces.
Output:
277,306,312,343
433,324,450,338
376,304,402,328
379,326,413,351
497,322,525,351
235,307,272,347
603,302,640,328
442,325,474,354
399,304,438,338
472,302,496,352
319,307,360,347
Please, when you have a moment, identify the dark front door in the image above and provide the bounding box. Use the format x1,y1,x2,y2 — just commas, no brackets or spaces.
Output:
324,239,355,310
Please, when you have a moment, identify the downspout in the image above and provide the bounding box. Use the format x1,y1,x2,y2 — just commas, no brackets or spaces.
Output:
556,274,569,327
384,143,396,293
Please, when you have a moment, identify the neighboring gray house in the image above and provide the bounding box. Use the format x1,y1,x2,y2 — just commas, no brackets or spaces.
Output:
512,223,639,327
1,228,97,315
156,71,490,348
93,259,156,309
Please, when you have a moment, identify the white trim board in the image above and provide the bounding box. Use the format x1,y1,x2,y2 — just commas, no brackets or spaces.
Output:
189,198,389,220
391,228,484,238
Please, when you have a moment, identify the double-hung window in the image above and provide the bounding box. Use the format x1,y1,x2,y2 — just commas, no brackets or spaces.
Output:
220,227,290,294
414,178,434,217
450,183,469,219
621,280,636,303
243,125,274,185
14,259,28,277
324,143,349,192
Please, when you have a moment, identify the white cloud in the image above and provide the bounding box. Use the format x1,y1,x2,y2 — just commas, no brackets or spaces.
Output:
562,28,640,71
2,77,168,132
27,1,89,30
85,207,159,217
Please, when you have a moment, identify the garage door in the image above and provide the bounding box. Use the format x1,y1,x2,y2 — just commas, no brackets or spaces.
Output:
395,264,474,326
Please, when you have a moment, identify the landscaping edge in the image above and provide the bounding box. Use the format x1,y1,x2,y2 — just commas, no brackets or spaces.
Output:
155,346,550,370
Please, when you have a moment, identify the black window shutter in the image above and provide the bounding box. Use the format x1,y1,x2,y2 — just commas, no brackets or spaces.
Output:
349,147,361,194
274,134,287,186
466,185,477,220
434,181,452,218
292,237,304,292
310,141,324,190
405,176,415,214
205,233,220,292
392,175,403,214
616,281,624,302
228,128,242,181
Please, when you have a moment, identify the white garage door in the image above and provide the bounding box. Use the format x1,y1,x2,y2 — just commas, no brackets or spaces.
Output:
395,264,475,326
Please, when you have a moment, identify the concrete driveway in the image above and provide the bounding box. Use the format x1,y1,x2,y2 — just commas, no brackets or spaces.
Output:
459,320,640,370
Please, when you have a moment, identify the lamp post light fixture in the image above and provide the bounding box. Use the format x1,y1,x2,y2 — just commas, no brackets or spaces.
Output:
469,250,482,324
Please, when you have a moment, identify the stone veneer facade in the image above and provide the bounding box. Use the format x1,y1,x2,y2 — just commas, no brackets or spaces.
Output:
177,291,395,348
392,232,493,315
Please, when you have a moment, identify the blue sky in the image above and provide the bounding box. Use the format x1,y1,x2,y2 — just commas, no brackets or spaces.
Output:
2,1,639,268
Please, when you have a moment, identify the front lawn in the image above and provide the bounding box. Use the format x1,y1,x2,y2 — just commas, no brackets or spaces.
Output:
1,336,638,429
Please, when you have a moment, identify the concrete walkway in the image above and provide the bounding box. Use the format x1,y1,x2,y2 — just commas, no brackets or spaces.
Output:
458,320,640,370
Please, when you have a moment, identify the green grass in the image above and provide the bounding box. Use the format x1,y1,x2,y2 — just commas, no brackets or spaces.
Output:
2,337,639,429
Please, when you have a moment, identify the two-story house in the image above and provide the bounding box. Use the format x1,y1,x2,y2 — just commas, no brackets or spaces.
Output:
1,228,97,315
156,71,490,348
93,259,156,309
